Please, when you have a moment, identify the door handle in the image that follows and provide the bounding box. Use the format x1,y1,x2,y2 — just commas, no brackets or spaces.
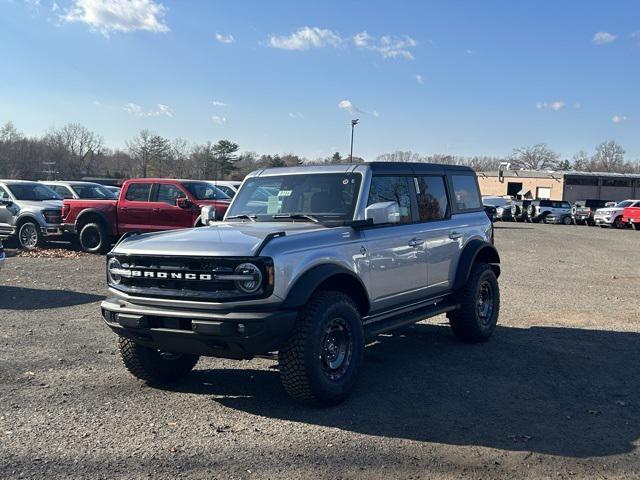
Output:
449,231,463,240
152,208,160,213
120,207,128,212
408,238,425,247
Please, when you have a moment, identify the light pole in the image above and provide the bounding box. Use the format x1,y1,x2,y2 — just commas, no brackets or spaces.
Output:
349,118,359,163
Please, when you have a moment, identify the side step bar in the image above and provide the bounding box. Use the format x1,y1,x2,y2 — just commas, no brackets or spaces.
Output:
364,302,459,339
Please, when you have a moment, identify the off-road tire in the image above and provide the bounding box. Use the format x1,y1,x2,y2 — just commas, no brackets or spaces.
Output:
17,220,42,250
278,291,364,406
448,263,500,342
118,336,199,385
79,222,110,254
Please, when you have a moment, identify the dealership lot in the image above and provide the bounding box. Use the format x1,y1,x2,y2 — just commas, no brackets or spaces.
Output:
1,223,639,479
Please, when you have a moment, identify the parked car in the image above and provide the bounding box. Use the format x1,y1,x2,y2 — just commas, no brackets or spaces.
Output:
526,199,571,223
0,180,63,250
101,162,500,406
622,204,640,230
482,196,513,221
544,211,574,225
572,199,612,226
40,181,118,200
483,204,497,221
510,199,532,222
593,200,640,228
105,186,121,196
62,178,232,254
209,180,242,198
0,239,5,270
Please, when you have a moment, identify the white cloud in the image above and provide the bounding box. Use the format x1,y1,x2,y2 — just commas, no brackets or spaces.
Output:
268,26,342,50
212,115,227,125
415,74,424,84
61,0,169,36
372,110,380,118
123,102,173,117
592,31,617,45
288,112,303,119
466,49,474,55
536,101,565,111
215,33,234,44
338,99,376,117
612,115,627,124
267,27,417,60
211,100,228,107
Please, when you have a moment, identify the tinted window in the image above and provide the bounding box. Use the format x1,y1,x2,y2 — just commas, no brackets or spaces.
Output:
451,175,481,211
183,182,230,201
0,186,10,200
416,176,449,221
217,185,236,197
156,184,184,205
7,183,61,201
367,176,413,223
72,184,116,199
52,185,74,199
125,183,152,201
565,177,599,186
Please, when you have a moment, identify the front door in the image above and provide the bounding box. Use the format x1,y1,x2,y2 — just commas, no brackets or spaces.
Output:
151,183,194,231
362,175,428,311
117,183,154,233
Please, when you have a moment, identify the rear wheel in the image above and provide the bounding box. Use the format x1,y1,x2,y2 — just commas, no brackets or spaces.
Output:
118,336,199,385
613,216,626,229
448,263,500,342
79,222,110,254
17,221,42,250
563,216,573,225
278,291,364,406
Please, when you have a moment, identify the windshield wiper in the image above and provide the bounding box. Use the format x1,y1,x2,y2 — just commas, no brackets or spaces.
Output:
226,214,257,222
272,213,320,223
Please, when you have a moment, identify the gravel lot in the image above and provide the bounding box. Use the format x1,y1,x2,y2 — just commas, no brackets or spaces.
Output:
1,223,639,479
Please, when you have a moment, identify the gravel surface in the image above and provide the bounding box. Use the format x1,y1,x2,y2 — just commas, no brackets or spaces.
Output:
1,222,639,479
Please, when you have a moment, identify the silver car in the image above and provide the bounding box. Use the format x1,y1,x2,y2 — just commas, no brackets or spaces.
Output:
0,180,64,249
101,163,501,405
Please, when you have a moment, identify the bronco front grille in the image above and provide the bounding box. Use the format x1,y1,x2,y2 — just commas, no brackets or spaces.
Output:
107,255,273,301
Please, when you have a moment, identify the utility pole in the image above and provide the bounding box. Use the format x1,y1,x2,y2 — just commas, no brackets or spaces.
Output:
349,119,359,163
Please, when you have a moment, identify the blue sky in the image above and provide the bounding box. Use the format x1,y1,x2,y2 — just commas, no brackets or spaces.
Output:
0,0,638,160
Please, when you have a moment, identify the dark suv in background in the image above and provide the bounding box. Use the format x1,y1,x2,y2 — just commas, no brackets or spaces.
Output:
572,199,613,226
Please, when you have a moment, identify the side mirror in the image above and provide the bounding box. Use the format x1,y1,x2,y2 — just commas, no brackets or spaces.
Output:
176,197,192,209
364,201,401,225
200,205,217,225
0,198,13,207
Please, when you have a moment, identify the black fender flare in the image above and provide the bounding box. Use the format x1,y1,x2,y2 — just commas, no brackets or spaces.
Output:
281,263,370,314
14,214,41,230
452,239,501,291
76,208,111,231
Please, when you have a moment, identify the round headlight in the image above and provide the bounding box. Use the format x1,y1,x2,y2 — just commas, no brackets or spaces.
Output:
107,257,122,285
234,263,262,293
496,207,504,214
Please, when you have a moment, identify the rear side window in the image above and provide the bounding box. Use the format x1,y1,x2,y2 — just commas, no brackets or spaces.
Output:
52,185,74,199
451,175,481,211
367,176,413,223
156,184,184,205
125,183,152,201
416,176,449,221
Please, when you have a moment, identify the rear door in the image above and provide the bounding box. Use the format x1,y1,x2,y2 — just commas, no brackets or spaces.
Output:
117,183,154,233
362,175,429,311
150,182,194,231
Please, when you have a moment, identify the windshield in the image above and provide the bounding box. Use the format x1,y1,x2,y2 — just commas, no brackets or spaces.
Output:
183,182,230,200
72,184,117,199
482,197,510,207
7,183,62,201
226,173,362,223
615,201,633,208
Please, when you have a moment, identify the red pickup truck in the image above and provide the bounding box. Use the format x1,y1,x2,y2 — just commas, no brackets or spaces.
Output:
62,178,231,253
622,206,640,230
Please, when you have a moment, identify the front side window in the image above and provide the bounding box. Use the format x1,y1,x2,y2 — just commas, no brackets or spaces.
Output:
367,176,413,223
416,176,449,221
125,184,152,202
183,182,230,201
227,173,362,224
451,175,481,211
7,183,61,201
156,184,185,206
0,186,10,200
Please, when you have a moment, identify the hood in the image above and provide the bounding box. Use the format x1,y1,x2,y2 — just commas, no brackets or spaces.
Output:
596,207,622,215
113,221,327,257
18,199,63,210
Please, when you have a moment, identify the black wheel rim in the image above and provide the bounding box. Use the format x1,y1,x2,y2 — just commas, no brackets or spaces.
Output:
320,317,353,381
19,223,38,248
83,228,100,249
477,280,495,325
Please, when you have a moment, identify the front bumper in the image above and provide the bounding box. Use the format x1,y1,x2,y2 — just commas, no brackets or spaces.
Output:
100,297,298,359
62,223,76,235
594,216,613,226
41,223,64,237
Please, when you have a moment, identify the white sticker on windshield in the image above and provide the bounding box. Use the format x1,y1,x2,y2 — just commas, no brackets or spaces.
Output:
267,196,282,214
278,190,292,197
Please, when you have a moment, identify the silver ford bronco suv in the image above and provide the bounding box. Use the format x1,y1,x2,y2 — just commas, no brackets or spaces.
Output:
102,162,500,405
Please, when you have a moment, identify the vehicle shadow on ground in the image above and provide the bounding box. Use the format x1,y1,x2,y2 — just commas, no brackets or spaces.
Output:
0,285,103,310
174,324,640,458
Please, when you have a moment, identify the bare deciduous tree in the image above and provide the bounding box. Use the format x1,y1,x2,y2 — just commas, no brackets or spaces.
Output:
509,143,560,170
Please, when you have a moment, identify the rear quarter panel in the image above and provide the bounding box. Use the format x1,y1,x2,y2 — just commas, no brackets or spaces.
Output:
623,206,640,221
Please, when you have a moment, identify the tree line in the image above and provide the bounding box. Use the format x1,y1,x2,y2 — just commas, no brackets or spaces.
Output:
1,120,638,182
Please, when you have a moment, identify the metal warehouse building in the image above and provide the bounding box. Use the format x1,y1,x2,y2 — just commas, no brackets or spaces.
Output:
477,170,640,203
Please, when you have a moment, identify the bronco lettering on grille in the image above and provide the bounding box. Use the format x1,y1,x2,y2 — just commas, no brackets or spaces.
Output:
130,270,214,281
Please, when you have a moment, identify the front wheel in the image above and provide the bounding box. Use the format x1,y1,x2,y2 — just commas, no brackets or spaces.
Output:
79,222,110,254
563,216,573,225
118,337,199,385
18,221,42,250
278,291,364,406
448,263,500,342
614,216,626,229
